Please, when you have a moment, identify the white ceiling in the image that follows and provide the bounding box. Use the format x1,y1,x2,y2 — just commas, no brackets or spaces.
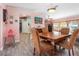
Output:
4,3,79,19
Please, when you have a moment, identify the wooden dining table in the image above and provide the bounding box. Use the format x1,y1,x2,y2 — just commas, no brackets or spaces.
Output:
39,31,71,43
39,31,71,55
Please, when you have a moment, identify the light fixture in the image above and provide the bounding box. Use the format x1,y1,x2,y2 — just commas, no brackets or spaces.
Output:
47,4,57,13
47,7,56,13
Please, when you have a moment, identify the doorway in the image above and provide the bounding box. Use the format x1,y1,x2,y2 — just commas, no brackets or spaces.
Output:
19,16,32,33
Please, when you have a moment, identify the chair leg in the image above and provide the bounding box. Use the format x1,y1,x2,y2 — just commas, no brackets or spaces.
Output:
59,46,61,50
68,49,71,56
72,47,74,56
33,48,35,55
33,48,41,56
39,53,41,56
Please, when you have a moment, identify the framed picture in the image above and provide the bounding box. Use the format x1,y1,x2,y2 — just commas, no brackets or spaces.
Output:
34,16,42,24
15,20,18,22
10,21,13,24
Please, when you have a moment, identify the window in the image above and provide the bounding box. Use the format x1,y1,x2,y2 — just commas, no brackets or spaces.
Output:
53,22,68,31
53,20,79,32
60,22,68,29
69,21,79,32
53,23,60,30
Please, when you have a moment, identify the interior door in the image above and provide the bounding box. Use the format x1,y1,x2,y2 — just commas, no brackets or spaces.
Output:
22,17,31,33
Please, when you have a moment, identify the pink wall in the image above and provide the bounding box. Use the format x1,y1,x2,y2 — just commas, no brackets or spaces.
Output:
0,4,4,50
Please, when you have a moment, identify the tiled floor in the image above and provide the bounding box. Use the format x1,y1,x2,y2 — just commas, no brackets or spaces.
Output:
0,33,79,56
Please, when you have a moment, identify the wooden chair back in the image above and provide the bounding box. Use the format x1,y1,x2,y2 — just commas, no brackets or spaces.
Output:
60,28,69,35
67,29,79,48
42,27,49,34
31,28,41,55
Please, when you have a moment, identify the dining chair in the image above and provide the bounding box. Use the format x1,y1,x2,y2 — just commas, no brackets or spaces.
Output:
60,28,69,35
57,29,79,56
42,27,49,34
42,27,52,42
36,29,42,33
56,28,70,49
31,28,54,55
